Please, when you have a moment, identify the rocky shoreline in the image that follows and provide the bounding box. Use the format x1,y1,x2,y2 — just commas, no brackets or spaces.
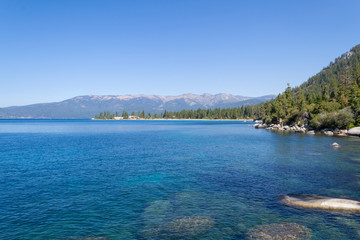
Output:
254,123,360,137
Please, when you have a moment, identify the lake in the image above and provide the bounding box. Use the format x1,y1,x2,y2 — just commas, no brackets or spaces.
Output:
0,120,359,239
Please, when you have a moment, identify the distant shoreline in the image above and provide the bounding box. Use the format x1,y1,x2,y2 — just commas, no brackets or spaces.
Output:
91,118,254,121
0,118,256,121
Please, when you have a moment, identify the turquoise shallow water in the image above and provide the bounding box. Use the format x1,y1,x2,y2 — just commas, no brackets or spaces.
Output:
0,119,360,239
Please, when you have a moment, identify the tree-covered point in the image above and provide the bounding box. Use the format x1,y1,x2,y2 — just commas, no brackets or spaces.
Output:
94,105,262,120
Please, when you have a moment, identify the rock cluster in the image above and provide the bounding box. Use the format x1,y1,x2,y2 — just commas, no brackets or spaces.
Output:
254,123,307,133
321,129,348,136
254,123,267,129
245,222,312,240
254,123,359,137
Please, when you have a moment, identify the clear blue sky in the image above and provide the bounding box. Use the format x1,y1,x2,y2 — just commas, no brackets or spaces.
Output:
1,0,360,107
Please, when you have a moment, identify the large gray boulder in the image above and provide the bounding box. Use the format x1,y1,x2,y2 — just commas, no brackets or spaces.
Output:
279,194,360,212
348,127,360,136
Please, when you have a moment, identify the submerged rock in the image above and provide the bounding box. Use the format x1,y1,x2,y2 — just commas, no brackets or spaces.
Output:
245,222,311,240
334,216,360,239
348,127,360,136
163,216,214,238
172,191,210,216
141,199,173,238
142,199,172,226
279,194,360,212
331,142,340,148
68,237,110,240
142,216,214,239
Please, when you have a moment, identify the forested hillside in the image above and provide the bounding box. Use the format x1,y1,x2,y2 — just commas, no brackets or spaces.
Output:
257,44,360,129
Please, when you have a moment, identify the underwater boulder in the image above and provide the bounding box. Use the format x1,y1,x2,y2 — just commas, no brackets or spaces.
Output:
279,194,360,212
246,222,311,240
162,216,215,238
68,237,110,240
142,199,173,226
141,199,173,238
331,142,340,148
172,191,210,216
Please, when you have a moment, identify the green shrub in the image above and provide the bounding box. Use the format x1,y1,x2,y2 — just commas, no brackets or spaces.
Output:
263,116,272,125
309,108,354,130
318,101,341,113
354,117,360,127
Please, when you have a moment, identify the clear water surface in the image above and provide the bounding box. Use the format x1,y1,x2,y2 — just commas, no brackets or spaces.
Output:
0,120,359,239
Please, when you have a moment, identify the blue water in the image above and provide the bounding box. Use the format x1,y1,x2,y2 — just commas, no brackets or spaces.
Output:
0,120,359,239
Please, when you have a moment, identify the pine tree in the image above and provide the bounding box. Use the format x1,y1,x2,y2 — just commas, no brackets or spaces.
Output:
122,110,129,119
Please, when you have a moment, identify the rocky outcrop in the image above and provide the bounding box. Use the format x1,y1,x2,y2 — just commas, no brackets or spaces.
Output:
279,194,360,212
253,122,357,137
348,127,360,136
254,124,267,129
254,123,308,133
333,129,348,136
245,223,311,240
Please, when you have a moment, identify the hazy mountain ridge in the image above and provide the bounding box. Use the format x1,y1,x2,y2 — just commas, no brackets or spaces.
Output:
0,93,274,119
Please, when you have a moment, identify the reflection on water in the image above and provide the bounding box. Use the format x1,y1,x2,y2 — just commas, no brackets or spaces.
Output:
0,120,359,239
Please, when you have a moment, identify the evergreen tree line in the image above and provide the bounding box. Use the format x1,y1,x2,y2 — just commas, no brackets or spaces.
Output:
94,105,260,120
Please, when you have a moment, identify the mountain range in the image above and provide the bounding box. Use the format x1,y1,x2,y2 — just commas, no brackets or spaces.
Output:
0,93,275,119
